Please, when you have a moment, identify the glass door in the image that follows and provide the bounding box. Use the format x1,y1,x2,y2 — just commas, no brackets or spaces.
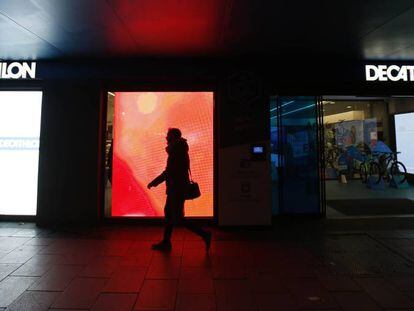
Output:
271,96,324,215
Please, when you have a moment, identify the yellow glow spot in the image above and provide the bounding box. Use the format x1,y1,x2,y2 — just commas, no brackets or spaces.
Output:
137,92,157,114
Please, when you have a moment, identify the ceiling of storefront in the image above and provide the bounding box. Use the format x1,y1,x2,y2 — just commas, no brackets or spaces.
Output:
1,0,414,61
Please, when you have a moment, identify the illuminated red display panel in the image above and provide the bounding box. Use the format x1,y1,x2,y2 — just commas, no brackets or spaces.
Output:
111,92,213,217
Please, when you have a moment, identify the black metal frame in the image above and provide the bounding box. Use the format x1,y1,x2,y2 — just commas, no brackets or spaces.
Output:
275,96,284,214
316,96,327,216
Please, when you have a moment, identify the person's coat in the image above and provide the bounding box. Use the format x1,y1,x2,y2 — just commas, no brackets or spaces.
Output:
150,138,190,196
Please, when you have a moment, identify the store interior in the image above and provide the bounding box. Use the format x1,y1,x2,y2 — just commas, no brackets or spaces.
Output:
322,96,414,218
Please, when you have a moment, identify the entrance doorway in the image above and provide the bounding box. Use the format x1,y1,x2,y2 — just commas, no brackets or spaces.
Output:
0,91,42,216
105,91,214,218
270,96,324,215
322,96,414,217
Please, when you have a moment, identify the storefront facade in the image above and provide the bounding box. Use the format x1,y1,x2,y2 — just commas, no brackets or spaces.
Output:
1,58,413,225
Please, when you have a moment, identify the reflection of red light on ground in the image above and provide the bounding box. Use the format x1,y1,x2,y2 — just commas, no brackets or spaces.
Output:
112,92,213,217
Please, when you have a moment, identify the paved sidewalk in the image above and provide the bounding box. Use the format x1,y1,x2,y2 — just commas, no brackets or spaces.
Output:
1,221,414,310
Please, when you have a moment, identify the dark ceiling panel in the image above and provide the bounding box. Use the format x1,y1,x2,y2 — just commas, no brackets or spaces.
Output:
0,0,135,58
221,0,414,58
0,12,62,60
389,46,414,60
319,0,414,38
361,7,414,60
1,0,414,60
106,0,229,55
220,0,351,56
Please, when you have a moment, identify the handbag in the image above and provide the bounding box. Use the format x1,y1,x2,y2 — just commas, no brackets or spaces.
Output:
186,169,201,200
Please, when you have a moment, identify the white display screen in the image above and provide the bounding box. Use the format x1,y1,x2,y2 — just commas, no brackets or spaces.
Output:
395,112,414,174
0,91,42,215
253,146,264,154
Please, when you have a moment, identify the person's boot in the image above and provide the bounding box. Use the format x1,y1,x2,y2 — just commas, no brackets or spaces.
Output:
203,231,212,252
152,240,172,251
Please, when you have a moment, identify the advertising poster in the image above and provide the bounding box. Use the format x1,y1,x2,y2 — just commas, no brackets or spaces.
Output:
363,118,378,147
335,120,364,146
395,113,414,174
111,92,214,217
0,91,42,216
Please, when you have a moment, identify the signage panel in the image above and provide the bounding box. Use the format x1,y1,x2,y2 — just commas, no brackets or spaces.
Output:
0,62,36,79
365,65,414,82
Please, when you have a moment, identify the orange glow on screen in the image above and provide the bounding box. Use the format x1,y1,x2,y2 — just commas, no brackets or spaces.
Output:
112,92,213,217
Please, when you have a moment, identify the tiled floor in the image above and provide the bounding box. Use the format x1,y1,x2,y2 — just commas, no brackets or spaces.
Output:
1,221,414,310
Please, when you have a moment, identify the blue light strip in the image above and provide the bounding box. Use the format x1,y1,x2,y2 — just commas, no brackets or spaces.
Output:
281,104,315,116
270,100,295,113
281,100,295,107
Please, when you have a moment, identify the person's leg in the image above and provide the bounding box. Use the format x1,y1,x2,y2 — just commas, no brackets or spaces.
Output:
152,196,173,250
182,218,212,251
175,198,212,251
163,222,173,242
163,195,174,243
182,218,207,238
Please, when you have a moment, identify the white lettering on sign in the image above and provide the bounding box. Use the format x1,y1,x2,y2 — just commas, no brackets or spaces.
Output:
0,62,36,79
365,65,414,82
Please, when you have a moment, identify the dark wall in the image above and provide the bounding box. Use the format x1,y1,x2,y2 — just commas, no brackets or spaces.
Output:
36,80,102,226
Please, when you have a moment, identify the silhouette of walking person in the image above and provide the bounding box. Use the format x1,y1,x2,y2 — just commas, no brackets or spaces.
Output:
147,128,212,251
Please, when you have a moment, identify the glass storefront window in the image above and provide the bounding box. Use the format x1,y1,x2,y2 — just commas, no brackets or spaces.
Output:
323,99,389,181
323,97,414,218
0,91,42,216
105,91,214,218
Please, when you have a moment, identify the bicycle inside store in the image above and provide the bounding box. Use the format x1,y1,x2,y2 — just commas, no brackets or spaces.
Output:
322,96,414,218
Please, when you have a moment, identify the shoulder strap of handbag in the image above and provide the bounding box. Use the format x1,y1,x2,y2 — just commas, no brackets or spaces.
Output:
188,168,194,182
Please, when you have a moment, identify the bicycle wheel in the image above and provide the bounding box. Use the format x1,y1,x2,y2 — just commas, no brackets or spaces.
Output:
390,161,407,184
359,163,367,183
369,162,381,184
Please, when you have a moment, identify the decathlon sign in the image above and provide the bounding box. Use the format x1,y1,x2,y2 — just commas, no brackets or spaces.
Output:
0,62,36,79
365,65,414,82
